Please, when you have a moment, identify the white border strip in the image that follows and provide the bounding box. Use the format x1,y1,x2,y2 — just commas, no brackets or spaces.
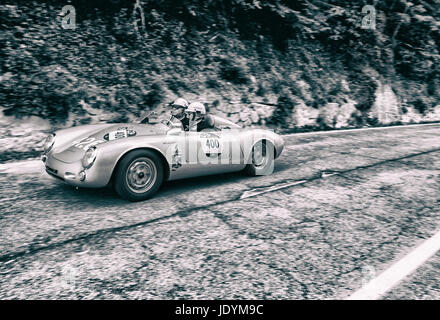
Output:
347,228,440,300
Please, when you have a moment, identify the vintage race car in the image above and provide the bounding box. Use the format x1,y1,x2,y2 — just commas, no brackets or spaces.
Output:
42,113,284,201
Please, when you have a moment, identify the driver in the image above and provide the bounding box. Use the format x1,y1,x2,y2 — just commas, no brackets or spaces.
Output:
170,98,190,130
185,102,216,132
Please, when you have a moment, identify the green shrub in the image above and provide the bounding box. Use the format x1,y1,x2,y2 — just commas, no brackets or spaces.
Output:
256,83,266,97
218,59,249,85
413,98,429,115
269,91,295,127
401,106,408,114
206,78,220,89
1,0,439,132
143,83,164,109
349,73,378,112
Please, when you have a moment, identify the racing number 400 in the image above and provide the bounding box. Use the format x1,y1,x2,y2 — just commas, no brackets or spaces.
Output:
206,138,220,149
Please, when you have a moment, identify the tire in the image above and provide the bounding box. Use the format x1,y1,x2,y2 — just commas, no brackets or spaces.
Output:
114,149,164,201
244,140,275,176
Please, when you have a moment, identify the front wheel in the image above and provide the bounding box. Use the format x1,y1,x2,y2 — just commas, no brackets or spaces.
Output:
114,150,164,201
244,140,275,176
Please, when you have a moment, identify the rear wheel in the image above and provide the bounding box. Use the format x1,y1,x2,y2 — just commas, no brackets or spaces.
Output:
114,150,164,201
244,140,274,176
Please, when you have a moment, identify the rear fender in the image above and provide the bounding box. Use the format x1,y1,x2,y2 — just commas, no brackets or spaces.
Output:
240,130,276,164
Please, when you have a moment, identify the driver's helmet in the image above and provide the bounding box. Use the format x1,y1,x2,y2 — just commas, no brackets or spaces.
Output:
186,102,206,122
171,98,189,120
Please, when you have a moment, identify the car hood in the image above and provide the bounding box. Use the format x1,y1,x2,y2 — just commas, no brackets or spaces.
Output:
52,123,167,163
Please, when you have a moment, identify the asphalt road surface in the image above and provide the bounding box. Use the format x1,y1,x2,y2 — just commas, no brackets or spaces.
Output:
0,124,439,299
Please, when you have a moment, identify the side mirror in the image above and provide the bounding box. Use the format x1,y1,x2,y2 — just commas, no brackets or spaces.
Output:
140,116,149,124
139,111,157,124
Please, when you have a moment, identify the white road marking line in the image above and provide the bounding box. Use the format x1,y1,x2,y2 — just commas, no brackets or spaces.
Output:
321,171,338,178
240,171,338,199
283,122,440,138
240,180,307,199
347,228,440,300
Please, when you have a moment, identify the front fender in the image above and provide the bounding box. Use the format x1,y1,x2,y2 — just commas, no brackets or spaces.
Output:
51,124,115,154
90,135,171,186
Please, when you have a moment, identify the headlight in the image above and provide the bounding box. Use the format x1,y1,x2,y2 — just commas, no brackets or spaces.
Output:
81,146,97,169
43,133,55,153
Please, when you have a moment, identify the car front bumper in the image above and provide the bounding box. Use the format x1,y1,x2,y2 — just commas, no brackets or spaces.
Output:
44,154,110,188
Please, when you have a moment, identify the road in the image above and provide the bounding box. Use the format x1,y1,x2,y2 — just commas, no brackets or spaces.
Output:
0,124,439,299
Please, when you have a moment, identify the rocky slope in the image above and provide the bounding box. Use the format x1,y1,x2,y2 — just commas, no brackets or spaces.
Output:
0,0,439,161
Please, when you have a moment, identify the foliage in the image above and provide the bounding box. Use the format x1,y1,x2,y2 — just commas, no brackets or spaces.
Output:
0,0,439,125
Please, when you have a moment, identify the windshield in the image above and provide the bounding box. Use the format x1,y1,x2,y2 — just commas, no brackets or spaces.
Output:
139,111,182,131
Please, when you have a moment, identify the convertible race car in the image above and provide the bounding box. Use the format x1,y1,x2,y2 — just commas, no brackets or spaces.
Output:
42,113,284,201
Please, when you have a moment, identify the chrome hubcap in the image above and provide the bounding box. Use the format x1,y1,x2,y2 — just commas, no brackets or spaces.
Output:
253,142,267,167
126,158,157,193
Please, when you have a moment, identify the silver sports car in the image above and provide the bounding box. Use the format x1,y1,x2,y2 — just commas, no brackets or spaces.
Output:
42,113,284,201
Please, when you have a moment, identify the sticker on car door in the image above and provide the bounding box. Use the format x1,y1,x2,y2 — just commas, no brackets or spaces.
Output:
200,133,222,155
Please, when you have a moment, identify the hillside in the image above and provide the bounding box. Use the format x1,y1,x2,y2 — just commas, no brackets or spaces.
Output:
0,0,439,160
